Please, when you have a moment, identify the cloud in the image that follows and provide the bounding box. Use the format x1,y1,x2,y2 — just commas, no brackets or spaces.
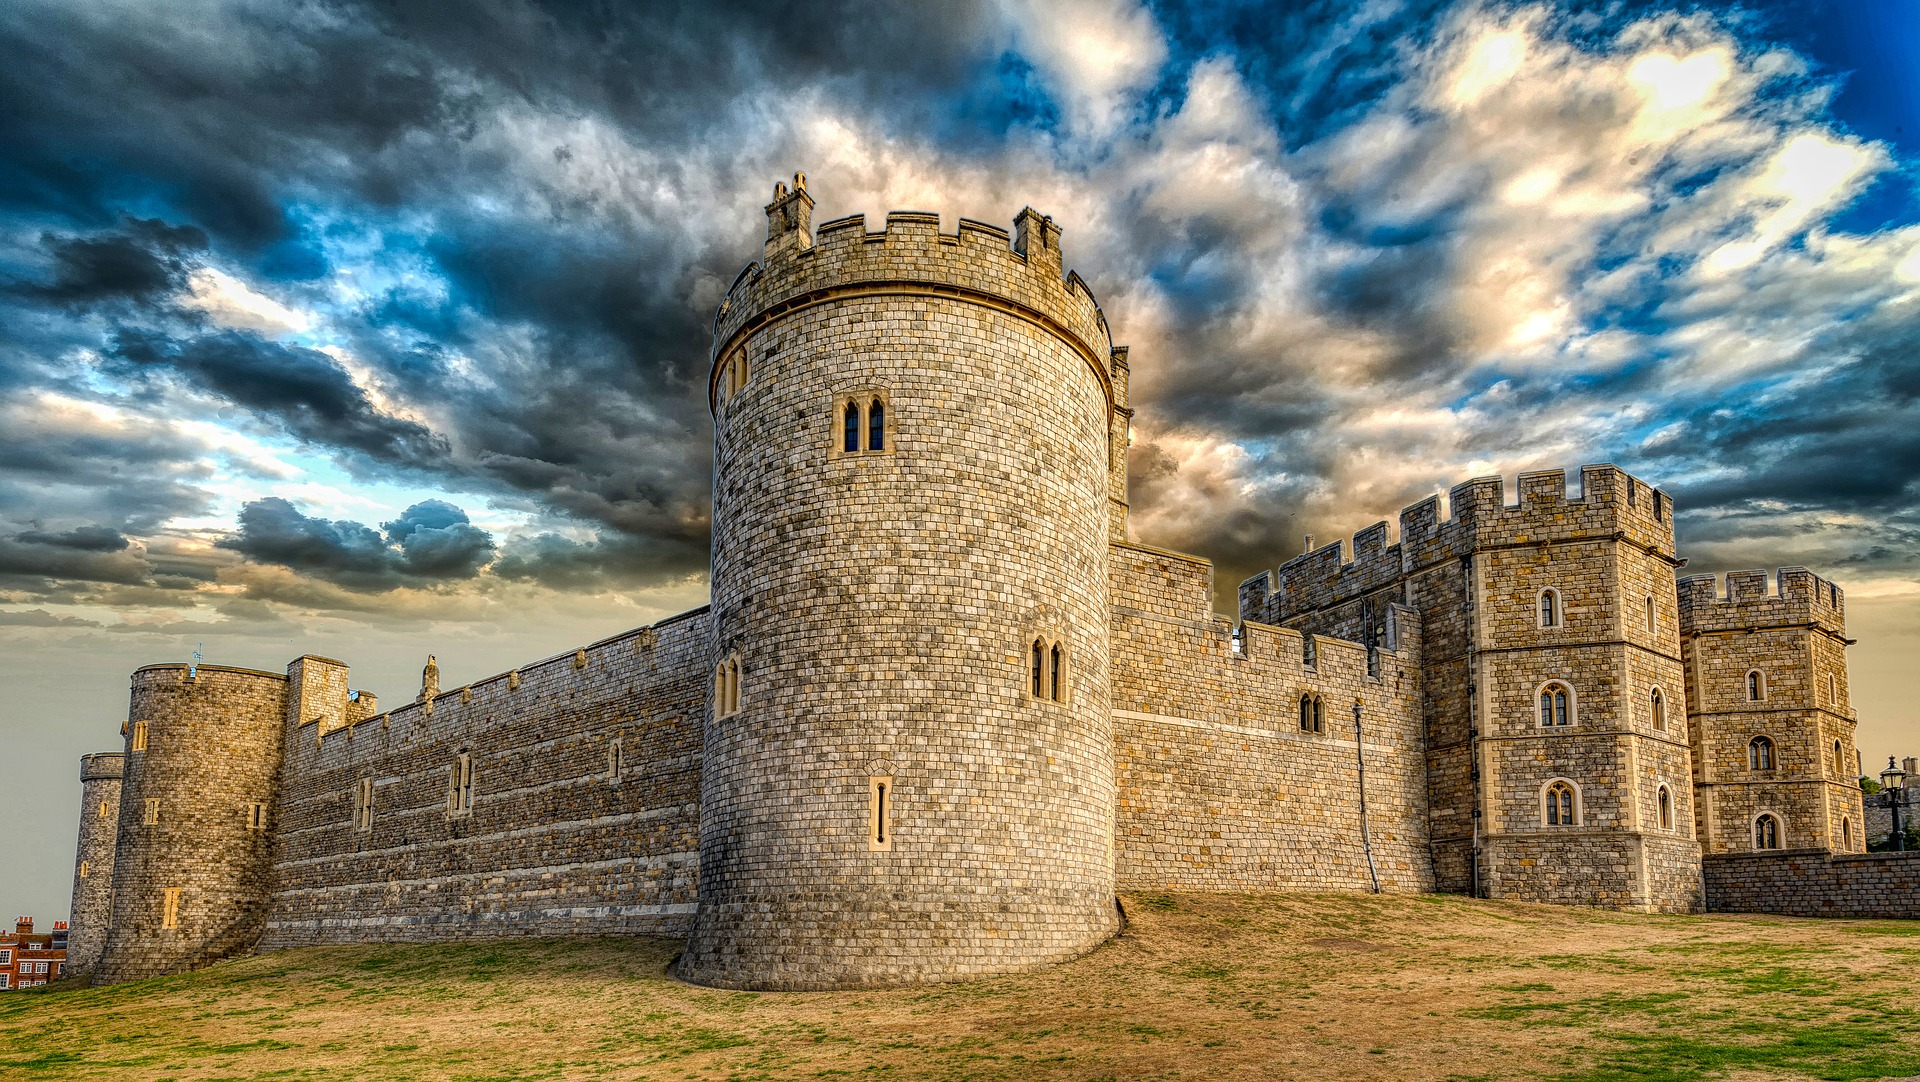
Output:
218,496,495,590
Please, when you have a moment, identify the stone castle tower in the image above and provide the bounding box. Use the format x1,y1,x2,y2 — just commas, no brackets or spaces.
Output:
66,176,1903,991
93,664,289,984
1241,467,1703,911
65,752,122,976
1680,569,1864,853
676,175,1126,988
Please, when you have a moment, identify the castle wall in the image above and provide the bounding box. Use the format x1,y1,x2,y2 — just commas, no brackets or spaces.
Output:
683,190,1122,990
260,611,708,949
96,665,289,984
65,752,122,975
1703,849,1920,917
1108,542,1433,894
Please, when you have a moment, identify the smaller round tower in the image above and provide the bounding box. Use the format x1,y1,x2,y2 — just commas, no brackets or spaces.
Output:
94,664,289,984
65,751,124,976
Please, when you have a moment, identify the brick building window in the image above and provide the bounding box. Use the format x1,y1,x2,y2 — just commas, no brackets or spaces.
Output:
1299,693,1324,734
161,887,181,929
143,798,159,825
1538,682,1573,727
355,777,374,832
1748,736,1775,771
1650,687,1666,732
1543,780,1578,826
1657,785,1673,830
1753,813,1782,850
131,720,148,752
1537,588,1561,628
1746,669,1766,702
714,656,741,717
246,802,268,831
448,750,474,817
868,775,893,851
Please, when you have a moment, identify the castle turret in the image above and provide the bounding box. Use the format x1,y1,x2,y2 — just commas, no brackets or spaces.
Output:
66,751,123,976
1678,569,1862,854
677,177,1126,988
93,663,289,984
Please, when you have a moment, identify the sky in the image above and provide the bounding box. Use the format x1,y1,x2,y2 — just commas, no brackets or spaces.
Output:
2,0,1917,921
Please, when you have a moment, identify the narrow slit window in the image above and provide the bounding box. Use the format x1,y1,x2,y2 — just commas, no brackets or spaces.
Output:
869,775,893,851
1842,817,1853,849
450,750,474,815
356,778,374,832
1832,740,1844,775
143,798,159,825
79,860,88,879
1300,693,1313,732
868,398,885,451
247,802,268,832
1650,688,1666,732
1657,786,1673,830
161,887,181,930
131,720,149,752
1031,639,1045,698
843,400,860,452
1645,596,1656,635
1049,642,1063,701
608,739,623,782
1313,696,1324,734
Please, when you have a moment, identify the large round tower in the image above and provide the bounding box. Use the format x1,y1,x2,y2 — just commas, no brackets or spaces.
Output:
94,664,288,984
65,751,123,976
676,176,1128,989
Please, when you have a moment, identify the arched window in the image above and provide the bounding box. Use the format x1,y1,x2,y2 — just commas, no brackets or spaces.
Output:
1746,669,1766,702
1754,813,1782,850
1539,682,1572,727
868,398,885,451
1828,673,1838,703
1031,639,1045,698
1538,589,1561,628
1313,696,1325,733
1833,740,1844,775
1299,694,1313,732
1543,781,1577,826
1657,785,1673,830
715,658,741,717
1049,642,1064,702
1650,688,1666,732
1645,595,1656,635
1842,817,1853,850
843,400,860,452
607,738,623,782
1748,736,1775,771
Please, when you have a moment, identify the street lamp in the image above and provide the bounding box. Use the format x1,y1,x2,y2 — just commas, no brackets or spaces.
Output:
1881,757,1908,853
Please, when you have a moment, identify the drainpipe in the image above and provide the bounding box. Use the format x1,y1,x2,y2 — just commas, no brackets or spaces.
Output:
1354,700,1382,894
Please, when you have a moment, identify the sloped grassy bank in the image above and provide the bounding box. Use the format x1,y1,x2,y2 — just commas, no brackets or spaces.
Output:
5,892,1919,1081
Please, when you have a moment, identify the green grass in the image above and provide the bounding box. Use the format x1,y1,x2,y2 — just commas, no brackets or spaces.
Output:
3,894,1919,1080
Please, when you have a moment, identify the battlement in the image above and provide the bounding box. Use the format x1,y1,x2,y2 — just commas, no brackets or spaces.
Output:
79,752,123,782
1241,465,1676,623
711,175,1115,413
1678,568,1847,636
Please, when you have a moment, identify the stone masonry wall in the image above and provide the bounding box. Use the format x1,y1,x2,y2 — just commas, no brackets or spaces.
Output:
96,665,289,984
1110,542,1433,894
683,189,1121,990
66,752,122,975
260,610,708,948
1704,849,1920,917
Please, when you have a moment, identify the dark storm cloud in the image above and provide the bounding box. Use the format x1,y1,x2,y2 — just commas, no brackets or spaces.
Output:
15,219,209,307
219,497,496,590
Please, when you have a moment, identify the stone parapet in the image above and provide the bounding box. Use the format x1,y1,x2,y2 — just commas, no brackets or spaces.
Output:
1679,568,1847,637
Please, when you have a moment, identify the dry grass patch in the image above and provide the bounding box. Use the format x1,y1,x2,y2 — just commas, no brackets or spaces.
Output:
4,892,1919,1080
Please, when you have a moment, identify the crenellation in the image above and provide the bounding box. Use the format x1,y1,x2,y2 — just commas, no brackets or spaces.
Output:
68,177,1885,991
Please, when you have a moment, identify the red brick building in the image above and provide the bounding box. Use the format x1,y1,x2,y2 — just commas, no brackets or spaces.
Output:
0,917,68,990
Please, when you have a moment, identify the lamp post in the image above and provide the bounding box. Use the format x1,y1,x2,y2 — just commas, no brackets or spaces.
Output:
1880,758,1908,853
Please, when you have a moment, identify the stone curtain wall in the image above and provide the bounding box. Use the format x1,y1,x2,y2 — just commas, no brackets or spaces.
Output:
1704,849,1920,918
96,665,289,984
65,752,122,975
682,187,1123,990
1109,542,1434,894
260,611,709,949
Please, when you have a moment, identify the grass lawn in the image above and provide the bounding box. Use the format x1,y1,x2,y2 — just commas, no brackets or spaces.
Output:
4,892,1919,1080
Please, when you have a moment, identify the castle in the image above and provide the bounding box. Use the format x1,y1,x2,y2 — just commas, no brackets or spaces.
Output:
65,177,1899,991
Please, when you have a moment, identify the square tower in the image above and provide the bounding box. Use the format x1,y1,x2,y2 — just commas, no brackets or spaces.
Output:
1679,569,1864,854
